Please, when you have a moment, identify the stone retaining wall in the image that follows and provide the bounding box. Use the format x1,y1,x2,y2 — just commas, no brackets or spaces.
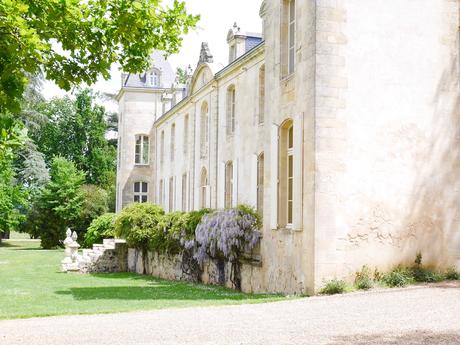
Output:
127,248,265,293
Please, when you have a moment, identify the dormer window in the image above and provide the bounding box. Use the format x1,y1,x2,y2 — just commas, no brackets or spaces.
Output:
229,44,236,63
148,70,160,87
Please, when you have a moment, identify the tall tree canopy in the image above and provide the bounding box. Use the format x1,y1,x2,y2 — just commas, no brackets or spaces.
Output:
30,89,117,187
0,0,199,113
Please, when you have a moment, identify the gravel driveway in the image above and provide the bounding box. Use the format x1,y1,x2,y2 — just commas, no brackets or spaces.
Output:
1,281,459,345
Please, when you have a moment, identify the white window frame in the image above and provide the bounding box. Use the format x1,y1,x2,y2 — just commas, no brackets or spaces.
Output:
184,115,189,156
181,173,187,211
160,131,165,165
133,182,148,203
170,123,176,162
169,177,175,211
225,161,233,208
288,0,296,75
226,86,236,136
200,168,208,209
149,70,160,87
257,153,264,217
200,102,209,158
287,125,294,227
159,179,164,206
135,135,149,165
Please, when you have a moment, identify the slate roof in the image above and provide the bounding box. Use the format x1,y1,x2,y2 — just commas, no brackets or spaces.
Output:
122,51,176,89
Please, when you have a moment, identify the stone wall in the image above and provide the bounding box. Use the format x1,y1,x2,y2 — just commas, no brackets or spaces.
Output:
80,240,128,273
127,248,264,293
314,0,460,286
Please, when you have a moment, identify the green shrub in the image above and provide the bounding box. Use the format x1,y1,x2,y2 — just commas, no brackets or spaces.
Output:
445,267,459,280
84,213,116,248
354,266,373,290
320,279,347,295
412,267,444,283
114,203,164,250
154,212,189,255
383,267,414,287
411,252,443,283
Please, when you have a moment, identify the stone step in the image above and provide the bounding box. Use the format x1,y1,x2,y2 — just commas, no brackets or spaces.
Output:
103,238,115,246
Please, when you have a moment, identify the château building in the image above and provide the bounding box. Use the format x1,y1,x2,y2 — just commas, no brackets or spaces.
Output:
116,0,460,294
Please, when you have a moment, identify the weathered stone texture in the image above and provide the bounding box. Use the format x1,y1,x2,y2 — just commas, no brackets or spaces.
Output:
127,248,264,293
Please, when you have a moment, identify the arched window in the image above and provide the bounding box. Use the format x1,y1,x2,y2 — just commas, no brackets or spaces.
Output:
200,102,209,158
226,86,236,135
200,167,208,209
160,130,165,165
170,123,176,161
134,182,148,203
135,135,149,165
225,161,233,208
257,153,264,217
279,119,294,227
258,65,265,124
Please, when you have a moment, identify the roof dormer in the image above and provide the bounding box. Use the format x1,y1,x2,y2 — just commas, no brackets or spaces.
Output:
227,22,263,64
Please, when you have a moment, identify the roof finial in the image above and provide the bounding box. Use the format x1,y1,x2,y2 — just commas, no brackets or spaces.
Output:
233,22,240,34
198,42,213,64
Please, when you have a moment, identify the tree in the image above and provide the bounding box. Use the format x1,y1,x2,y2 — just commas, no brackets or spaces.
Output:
176,67,190,84
74,185,109,243
30,89,117,187
0,114,27,238
23,157,85,248
0,0,198,114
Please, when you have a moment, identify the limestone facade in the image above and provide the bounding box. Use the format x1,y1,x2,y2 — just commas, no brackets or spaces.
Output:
117,0,460,294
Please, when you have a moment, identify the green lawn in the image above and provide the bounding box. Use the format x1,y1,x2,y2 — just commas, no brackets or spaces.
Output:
0,240,286,320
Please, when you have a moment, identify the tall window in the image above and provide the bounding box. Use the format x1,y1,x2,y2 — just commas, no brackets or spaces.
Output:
288,0,296,74
258,65,265,124
135,135,149,165
257,153,264,217
225,161,233,208
134,182,148,203
183,114,189,156
170,123,176,161
200,102,209,158
279,119,294,227
200,168,208,208
287,125,294,225
160,130,165,164
226,86,236,136
282,0,296,76
159,179,164,206
181,173,187,211
169,177,175,211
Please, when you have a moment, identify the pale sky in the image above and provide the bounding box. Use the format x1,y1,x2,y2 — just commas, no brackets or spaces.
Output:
42,0,263,105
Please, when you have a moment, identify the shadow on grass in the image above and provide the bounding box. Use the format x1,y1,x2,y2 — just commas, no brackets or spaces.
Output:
0,242,20,248
331,330,460,345
55,284,275,301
